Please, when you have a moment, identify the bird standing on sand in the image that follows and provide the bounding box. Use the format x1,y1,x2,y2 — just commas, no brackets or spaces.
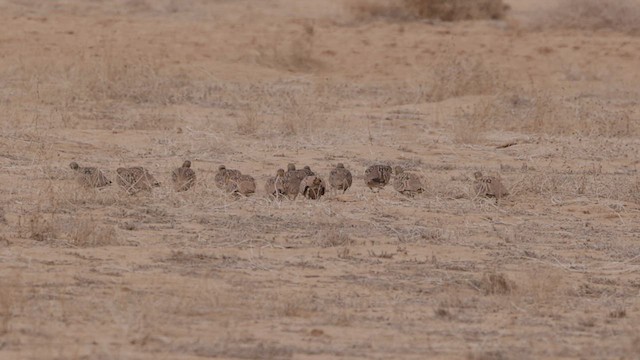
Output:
226,174,256,196
329,163,353,193
69,162,111,188
364,165,393,191
214,165,242,190
116,166,160,194
265,169,287,199
300,175,326,200
393,166,424,196
298,165,315,178
283,163,302,200
473,171,509,199
172,160,196,192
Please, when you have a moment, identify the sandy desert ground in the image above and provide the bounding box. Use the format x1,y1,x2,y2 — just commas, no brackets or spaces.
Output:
1,0,640,358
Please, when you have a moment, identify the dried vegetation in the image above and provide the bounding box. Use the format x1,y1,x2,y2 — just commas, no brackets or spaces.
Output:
351,0,509,21
533,0,640,35
1,0,640,359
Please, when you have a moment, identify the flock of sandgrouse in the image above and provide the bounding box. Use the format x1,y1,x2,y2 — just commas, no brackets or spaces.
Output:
69,161,509,200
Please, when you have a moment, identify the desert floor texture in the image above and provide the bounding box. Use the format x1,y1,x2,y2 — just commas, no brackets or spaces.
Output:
1,0,640,359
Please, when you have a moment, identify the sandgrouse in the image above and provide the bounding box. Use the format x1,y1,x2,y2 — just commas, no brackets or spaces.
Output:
172,160,196,192
364,165,393,191
300,175,326,200
473,171,509,199
116,166,160,194
393,166,424,196
329,163,353,193
265,169,286,199
69,162,111,188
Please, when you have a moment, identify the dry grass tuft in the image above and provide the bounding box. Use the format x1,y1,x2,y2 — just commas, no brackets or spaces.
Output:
535,0,640,35
23,211,57,242
314,227,354,247
478,271,514,295
467,350,508,360
350,0,508,21
236,106,260,136
455,88,638,142
163,250,219,265
256,23,320,73
430,57,502,102
349,1,411,21
66,218,120,247
63,50,200,105
609,307,627,319
404,0,508,21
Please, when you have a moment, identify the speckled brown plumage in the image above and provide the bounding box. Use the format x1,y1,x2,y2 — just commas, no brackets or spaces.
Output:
364,165,393,191
284,164,302,200
116,166,160,194
393,166,423,196
300,175,326,200
69,162,111,188
329,163,353,193
226,174,256,196
172,160,196,192
214,165,242,190
265,169,286,199
474,171,509,199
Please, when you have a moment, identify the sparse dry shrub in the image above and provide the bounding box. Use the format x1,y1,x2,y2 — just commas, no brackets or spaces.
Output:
457,88,638,142
23,212,57,242
126,109,177,130
451,114,483,144
236,106,260,136
513,170,640,204
279,90,319,135
8,47,215,121
275,294,319,318
230,81,330,137
477,271,514,295
163,250,219,265
467,350,508,360
534,0,640,35
314,227,354,247
349,0,410,21
350,0,508,21
67,218,119,247
256,23,320,73
609,307,627,318
72,51,196,105
430,57,502,102
0,207,6,225
404,0,508,21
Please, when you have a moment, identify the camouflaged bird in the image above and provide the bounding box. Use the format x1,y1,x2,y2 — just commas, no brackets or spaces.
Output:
364,164,393,191
172,160,196,192
69,162,111,188
214,165,242,190
298,165,315,179
265,169,286,199
329,163,353,193
300,175,326,200
226,174,256,196
474,171,509,199
393,166,424,196
283,163,302,200
116,166,160,194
